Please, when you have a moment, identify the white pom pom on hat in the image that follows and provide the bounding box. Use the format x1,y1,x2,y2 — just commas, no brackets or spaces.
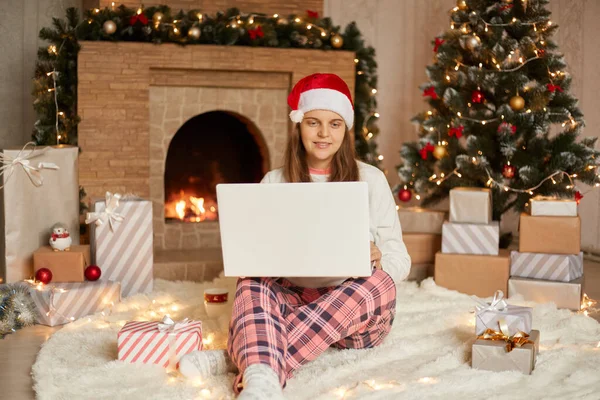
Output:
287,73,354,129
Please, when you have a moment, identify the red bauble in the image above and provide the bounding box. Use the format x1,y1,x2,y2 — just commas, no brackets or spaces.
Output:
472,90,485,103
398,188,412,203
85,265,102,281
502,164,516,179
35,268,53,284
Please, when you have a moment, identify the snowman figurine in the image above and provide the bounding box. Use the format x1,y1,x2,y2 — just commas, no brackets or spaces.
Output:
49,223,72,252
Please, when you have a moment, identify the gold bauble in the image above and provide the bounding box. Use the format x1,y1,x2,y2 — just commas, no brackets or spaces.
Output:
188,26,201,39
456,0,468,10
331,34,344,49
465,35,481,51
103,20,117,35
153,12,164,23
509,95,525,111
433,145,448,160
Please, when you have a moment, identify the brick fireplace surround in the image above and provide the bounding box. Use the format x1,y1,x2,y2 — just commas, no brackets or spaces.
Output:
78,36,356,281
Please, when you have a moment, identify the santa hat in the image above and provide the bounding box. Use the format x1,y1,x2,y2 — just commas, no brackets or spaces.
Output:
287,73,354,129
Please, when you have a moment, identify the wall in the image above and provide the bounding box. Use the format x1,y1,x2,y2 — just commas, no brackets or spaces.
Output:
325,0,600,252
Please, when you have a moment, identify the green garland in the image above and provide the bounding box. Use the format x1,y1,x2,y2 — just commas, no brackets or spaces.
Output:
33,6,382,165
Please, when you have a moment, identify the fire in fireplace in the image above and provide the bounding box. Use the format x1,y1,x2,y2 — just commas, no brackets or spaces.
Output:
164,111,268,222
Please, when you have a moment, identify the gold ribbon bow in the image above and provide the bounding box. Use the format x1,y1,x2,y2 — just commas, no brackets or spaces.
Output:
85,191,125,231
477,319,533,353
157,315,190,371
0,142,59,189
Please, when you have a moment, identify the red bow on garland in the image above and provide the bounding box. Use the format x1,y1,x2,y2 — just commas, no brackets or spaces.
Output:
434,38,445,52
307,10,319,18
499,4,514,11
575,191,583,204
51,232,69,241
547,83,563,93
248,26,264,40
449,125,464,139
130,13,149,26
423,87,438,100
419,143,435,160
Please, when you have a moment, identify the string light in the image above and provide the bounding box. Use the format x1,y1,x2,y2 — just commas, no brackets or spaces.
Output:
455,56,540,73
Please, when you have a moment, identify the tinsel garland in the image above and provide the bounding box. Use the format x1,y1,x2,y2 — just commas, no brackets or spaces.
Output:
0,283,38,338
33,6,381,165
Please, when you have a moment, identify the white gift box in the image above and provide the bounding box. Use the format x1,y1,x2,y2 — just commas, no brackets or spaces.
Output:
530,196,577,217
474,290,533,336
449,188,492,224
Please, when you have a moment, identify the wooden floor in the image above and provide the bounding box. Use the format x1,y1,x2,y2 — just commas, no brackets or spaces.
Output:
2,260,599,400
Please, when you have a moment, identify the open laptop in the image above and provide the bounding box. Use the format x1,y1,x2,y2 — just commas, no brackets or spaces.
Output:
216,182,371,278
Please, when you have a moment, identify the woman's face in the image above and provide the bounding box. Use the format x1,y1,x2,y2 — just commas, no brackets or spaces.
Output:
300,109,346,169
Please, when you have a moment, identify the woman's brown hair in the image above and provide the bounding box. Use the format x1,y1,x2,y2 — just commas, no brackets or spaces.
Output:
283,122,360,183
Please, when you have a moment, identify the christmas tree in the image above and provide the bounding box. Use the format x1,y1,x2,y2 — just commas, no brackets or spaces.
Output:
397,0,599,222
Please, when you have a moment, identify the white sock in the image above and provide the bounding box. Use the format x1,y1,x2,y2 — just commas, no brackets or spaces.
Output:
178,349,237,379
238,364,286,400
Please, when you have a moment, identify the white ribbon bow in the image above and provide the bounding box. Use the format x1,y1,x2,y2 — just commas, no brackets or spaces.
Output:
0,142,59,189
157,315,190,332
85,191,125,231
157,315,190,371
472,290,508,313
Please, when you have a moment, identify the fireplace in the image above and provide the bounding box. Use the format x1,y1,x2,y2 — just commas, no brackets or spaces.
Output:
164,111,268,223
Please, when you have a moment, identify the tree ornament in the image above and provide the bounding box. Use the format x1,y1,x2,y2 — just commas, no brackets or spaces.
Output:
498,122,517,135
188,26,201,39
575,191,583,204
433,37,445,52
35,268,53,284
420,143,435,160
537,48,545,57
423,87,438,99
49,223,72,251
509,95,525,111
547,83,563,93
331,34,344,48
152,11,164,23
433,145,448,159
130,13,149,26
456,0,468,10
85,265,102,281
502,164,516,179
465,35,481,50
398,188,412,203
248,26,264,40
103,20,117,35
471,90,485,103
449,125,464,138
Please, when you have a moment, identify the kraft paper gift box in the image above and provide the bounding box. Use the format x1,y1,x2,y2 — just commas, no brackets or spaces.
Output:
519,213,580,255
473,290,532,336
0,144,79,284
118,316,202,371
29,280,121,326
449,188,492,224
434,251,510,298
398,207,447,234
442,221,499,255
33,245,90,282
87,193,153,297
530,196,578,217
406,264,434,283
510,251,583,282
472,330,540,375
508,276,584,311
404,233,441,264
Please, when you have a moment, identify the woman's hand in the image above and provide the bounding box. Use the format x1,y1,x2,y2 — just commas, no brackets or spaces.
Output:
370,241,382,270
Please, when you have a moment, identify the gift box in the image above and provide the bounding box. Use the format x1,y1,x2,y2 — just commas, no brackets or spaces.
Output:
519,214,580,255
87,193,153,297
398,207,447,234
472,330,540,375
33,245,90,282
510,251,583,282
118,316,202,370
434,251,510,298
474,290,532,336
449,188,492,224
404,233,441,264
29,280,120,326
530,196,577,217
442,221,499,255
0,144,79,283
508,276,584,311
406,263,434,283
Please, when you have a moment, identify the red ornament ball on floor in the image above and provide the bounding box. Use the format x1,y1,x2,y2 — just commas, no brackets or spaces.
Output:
85,265,102,281
35,268,53,284
398,188,412,202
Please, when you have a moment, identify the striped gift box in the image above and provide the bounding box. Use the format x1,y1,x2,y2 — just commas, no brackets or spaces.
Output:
442,221,499,255
510,251,583,282
90,195,153,297
29,280,121,326
117,319,203,369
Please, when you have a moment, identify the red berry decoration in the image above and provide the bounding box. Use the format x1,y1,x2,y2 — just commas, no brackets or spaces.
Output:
502,164,516,179
574,191,583,205
35,268,53,284
398,188,412,203
471,90,485,103
85,265,102,281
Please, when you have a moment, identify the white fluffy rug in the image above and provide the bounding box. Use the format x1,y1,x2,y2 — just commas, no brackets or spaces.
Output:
33,276,600,400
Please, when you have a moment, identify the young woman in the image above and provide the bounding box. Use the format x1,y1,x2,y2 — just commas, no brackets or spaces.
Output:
180,73,411,399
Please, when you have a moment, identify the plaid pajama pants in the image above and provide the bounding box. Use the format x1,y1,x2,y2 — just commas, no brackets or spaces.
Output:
227,269,397,392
